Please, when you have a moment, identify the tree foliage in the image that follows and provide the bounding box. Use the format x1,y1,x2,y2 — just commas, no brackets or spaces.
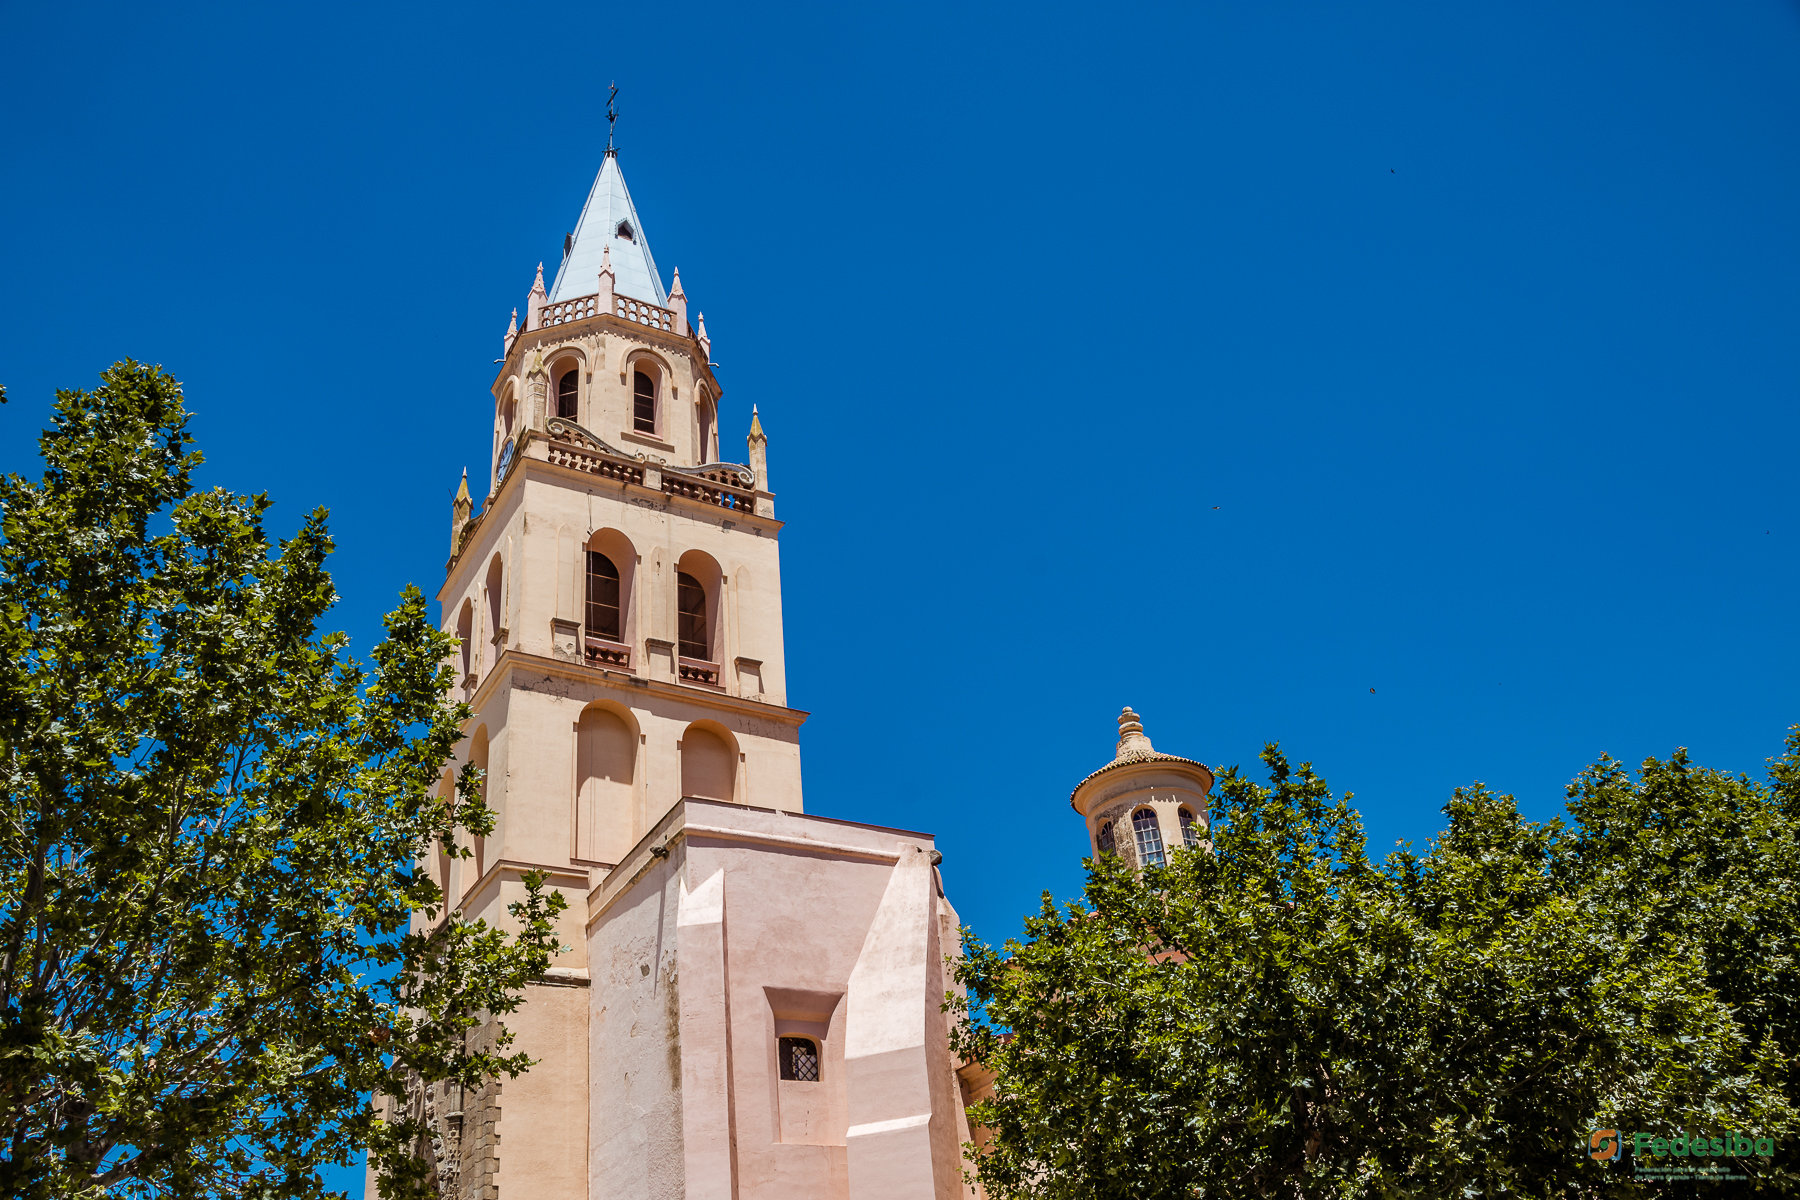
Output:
0,362,566,1198
953,734,1800,1197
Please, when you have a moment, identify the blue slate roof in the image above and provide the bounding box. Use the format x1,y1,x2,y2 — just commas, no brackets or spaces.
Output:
548,153,667,307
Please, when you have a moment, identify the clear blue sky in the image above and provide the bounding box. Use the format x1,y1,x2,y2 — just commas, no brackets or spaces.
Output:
3,2,1798,1191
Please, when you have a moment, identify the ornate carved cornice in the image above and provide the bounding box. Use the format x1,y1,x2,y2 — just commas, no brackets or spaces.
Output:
545,417,756,488
546,417,648,462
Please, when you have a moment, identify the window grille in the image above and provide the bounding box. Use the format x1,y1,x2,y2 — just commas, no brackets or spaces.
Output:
633,371,655,432
586,552,621,641
1132,809,1165,868
1180,808,1201,848
557,370,579,420
779,1036,819,1082
677,572,708,660
1096,821,1116,856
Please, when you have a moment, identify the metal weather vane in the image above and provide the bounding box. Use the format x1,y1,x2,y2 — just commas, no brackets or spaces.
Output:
606,83,619,155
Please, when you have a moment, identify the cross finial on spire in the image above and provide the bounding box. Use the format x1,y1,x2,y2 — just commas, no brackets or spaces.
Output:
605,82,619,157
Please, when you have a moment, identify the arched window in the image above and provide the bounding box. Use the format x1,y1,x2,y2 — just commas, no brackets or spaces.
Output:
778,1036,820,1082
485,556,504,670
633,370,656,433
697,397,714,463
1132,809,1165,869
470,728,489,883
681,726,735,801
586,552,621,642
615,221,635,242
1180,808,1201,848
677,571,708,660
1096,821,1116,856
557,369,579,421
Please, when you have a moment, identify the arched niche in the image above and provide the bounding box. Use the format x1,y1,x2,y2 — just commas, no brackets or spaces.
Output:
575,701,638,864
494,384,518,483
694,386,716,464
484,554,505,670
455,599,474,682
434,771,455,901
468,725,491,885
680,720,738,803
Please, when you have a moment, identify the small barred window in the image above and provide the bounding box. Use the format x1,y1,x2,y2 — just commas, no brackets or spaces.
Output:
586,552,621,642
557,370,579,421
779,1036,819,1082
633,370,656,432
1133,809,1165,869
677,572,708,660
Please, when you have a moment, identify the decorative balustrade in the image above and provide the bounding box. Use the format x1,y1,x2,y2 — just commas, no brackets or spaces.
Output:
529,293,677,334
545,443,645,486
542,419,755,513
584,636,633,670
616,297,676,332
678,656,723,688
540,295,600,327
661,473,753,512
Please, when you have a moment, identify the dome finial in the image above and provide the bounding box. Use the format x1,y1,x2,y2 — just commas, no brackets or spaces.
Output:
1115,706,1154,759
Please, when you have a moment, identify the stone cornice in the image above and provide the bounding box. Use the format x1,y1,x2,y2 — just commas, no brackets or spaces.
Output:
456,856,591,912
583,800,928,932
463,648,810,729
439,431,781,593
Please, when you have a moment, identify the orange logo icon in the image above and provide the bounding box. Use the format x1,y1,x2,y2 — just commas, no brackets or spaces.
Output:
1589,1129,1620,1161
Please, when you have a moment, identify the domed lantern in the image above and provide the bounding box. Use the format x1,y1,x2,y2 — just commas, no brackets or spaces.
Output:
1070,707,1214,869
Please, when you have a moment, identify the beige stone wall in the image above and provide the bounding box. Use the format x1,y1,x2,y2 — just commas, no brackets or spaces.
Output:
492,318,725,495
436,334,805,944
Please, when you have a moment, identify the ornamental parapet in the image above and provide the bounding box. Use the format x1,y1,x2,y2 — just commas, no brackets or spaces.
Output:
537,291,677,334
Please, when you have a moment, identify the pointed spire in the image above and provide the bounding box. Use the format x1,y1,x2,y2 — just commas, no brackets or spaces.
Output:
668,267,688,336
451,469,474,557
503,308,518,355
696,311,711,362
527,263,547,331
746,403,768,497
549,154,667,306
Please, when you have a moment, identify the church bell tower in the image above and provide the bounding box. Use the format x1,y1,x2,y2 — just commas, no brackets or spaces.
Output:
425,144,801,1200
391,137,975,1200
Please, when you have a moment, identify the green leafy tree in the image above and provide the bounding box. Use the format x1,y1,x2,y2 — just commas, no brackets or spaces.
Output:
0,362,567,1199
953,737,1800,1198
